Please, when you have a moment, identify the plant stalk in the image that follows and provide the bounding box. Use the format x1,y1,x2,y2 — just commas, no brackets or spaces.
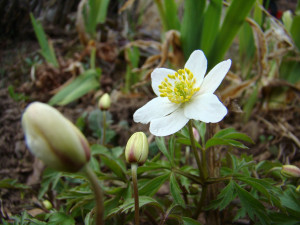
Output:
188,120,205,181
102,111,106,145
131,163,140,225
83,165,104,225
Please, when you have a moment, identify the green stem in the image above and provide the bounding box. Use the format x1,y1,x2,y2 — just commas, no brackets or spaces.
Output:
172,168,203,185
102,111,106,145
188,120,205,180
131,163,140,225
83,165,103,225
193,184,208,219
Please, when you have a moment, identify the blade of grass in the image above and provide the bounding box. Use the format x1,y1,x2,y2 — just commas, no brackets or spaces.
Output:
164,0,180,31
30,13,58,67
208,0,256,68
181,0,206,60
200,0,222,55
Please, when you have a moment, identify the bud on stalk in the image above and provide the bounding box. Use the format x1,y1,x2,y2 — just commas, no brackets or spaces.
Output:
125,132,149,165
281,165,300,178
22,102,90,172
98,93,111,111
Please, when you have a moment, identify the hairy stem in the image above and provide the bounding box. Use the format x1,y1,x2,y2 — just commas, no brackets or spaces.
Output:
102,111,106,145
131,163,140,225
188,120,205,180
83,165,103,225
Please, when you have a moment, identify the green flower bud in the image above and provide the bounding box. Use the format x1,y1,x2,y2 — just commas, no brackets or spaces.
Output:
98,93,111,110
282,10,293,33
192,127,200,142
281,165,300,178
42,200,53,210
22,102,90,172
125,132,149,165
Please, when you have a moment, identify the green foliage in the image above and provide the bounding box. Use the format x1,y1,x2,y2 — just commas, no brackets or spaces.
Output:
48,68,101,106
8,85,29,102
30,13,58,67
206,127,253,149
83,0,110,38
0,178,29,189
124,46,140,93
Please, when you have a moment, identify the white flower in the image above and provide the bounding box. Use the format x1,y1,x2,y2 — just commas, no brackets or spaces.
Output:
133,50,231,136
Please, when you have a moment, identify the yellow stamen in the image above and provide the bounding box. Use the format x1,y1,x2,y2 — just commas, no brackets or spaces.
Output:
158,68,200,104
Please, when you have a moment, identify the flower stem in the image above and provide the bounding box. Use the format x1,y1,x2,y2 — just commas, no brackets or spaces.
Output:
193,184,208,219
102,111,106,145
131,163,140,225
188,120,205,180
83,165,104,225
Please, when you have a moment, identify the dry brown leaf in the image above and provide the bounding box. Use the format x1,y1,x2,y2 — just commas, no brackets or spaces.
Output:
246,18,269,77
119,0,136,13
221,76,258,101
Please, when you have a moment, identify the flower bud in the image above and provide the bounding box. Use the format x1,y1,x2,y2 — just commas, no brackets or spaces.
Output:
98,93,111,110
42,200,53,210
281,165,300,178
192,127,200,142
22,102,90,172
125,132,149,165
282,10,293,33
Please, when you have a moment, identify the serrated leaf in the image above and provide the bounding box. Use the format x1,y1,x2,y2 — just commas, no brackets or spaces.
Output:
47,212,75,225
206,137,248,149
100,154,126,181
156,137,172,163
234,182,270,224
170,173,185,208
106,196,163,218
208,179,236,211
139,172,170,196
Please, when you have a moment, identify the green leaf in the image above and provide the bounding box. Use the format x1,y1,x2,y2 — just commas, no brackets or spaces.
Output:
48,69,100,106
182,216,202,225
100,154,127,181
39,168,62,199
291,15,300,50
194,121,206,145
164,0,180,30
30,13,58,67
139,172,170,196
234,182,270,224
200,0,222,55
206,137,248,149
237,177,271,201
155,137,172,164
181,0,206,59
208,0,256,67
208,179,236,211
0,178,29,189
106,196,163,218
170,173,185,208
47,212,75,225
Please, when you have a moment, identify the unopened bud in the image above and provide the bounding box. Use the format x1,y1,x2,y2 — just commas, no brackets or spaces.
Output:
125,132,149,165
281,165,300,178
42,200,53,210
282,10,293,33
22,102,90,172
98,93,111,110
192,127,200,142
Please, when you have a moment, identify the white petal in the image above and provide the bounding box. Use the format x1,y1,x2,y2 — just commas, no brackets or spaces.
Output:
133,97,179,124
149,108,189,136
151,68,177,96
184,93,227,123
184,50,207,87
199,59,231,94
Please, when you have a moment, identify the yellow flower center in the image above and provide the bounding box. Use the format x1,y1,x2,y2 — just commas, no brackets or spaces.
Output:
158,68,200,104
